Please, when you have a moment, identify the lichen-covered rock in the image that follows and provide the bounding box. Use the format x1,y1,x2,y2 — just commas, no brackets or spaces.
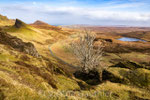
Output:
0,31,39,57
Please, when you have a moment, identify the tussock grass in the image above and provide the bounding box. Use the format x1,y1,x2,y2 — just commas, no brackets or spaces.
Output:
0,53,17,62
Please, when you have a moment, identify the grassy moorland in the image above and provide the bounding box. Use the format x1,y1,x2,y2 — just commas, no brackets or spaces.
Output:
0,15,15,26
0,15,150,100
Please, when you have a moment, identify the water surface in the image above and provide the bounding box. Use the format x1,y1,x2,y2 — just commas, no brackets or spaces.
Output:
118,37,147,42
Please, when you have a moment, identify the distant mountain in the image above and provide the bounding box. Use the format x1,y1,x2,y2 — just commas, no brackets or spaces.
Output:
62,24,150,33
32,20,49,25
30,20,61,30
62,24,150,28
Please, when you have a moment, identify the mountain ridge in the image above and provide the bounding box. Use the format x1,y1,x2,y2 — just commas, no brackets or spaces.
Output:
30,20,62,30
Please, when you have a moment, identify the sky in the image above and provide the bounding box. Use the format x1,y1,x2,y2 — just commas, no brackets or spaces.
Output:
0,0,150,26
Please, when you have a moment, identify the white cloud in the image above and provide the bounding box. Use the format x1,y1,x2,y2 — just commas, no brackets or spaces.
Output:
32,2,37,5
0,2,150,26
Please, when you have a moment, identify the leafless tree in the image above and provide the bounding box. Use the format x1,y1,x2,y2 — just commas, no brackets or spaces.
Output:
71,30,105,81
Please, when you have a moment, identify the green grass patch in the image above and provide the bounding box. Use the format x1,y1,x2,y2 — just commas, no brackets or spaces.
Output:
56,75,80,90
5,25,41,40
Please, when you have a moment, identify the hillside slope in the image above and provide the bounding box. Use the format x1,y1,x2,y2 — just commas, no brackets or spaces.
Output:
0,31,83,99
0,15,150,100
0,30,150,100
0,14,15,26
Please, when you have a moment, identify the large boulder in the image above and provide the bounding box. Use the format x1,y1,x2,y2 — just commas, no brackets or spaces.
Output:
0,31,39,57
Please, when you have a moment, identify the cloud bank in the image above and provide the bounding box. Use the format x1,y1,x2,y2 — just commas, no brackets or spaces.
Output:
0,0,150,26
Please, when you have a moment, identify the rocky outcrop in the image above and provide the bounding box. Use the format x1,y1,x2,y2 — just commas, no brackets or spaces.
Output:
0,31,39,57
14,19,26,28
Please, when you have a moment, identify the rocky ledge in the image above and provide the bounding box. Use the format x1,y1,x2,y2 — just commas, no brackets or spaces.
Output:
0,31,40,57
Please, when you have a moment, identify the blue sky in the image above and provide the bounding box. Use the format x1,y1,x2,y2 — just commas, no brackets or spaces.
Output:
0,0,150,26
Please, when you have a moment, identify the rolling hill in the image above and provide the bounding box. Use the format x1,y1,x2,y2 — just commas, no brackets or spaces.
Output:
0,14,150,100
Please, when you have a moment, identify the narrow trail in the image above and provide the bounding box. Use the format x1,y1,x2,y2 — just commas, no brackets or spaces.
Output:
48,45,78,69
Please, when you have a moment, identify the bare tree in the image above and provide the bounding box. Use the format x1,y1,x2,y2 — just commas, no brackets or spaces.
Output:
71,30,105,81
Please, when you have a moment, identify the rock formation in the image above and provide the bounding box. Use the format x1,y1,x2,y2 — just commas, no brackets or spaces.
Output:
0,31,39,57
14,19,26,28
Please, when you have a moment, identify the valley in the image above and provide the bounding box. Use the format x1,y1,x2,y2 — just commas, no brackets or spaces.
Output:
0,14,150,100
